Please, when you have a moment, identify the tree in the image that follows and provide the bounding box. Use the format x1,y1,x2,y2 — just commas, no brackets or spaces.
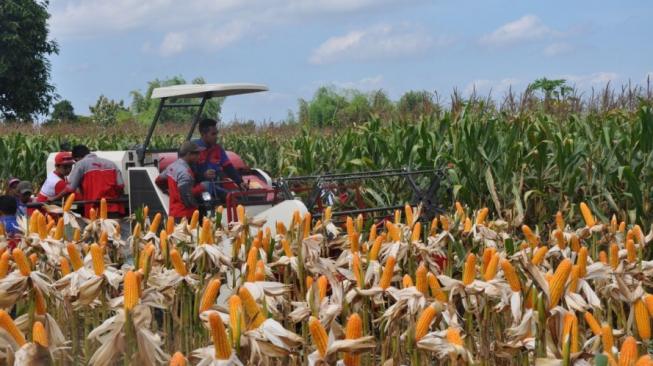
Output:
528,78,573,101
0,0,59,121
89,95,129,125
397,90,437,121
49,99,76,123
130,76,222,124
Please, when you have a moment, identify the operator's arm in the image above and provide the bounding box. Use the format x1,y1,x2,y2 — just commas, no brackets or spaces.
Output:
219,146,243,185
177,172,198,208
66,161,85,192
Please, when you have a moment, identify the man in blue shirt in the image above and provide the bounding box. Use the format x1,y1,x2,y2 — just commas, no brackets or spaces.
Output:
192,118,247,201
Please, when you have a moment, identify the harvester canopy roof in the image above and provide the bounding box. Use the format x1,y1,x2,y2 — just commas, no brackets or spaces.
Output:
151,83,268,99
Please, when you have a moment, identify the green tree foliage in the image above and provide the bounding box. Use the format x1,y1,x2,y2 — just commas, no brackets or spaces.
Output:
130,76,222,124
89,95,130,125
0,0,59,121
396,90,438,121
49,99,77,123
528,78,573,100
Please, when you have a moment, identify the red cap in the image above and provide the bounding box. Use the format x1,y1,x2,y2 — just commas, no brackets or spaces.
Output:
55,152,74,165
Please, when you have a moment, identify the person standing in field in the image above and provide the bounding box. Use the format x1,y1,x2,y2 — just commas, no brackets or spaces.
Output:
192,118,247,202
36,151,74,203
67,145,125,218
155,141,206,221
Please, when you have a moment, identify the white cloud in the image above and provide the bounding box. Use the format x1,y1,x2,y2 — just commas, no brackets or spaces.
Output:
562,72,620,87
310,25,449,64
479,15,558,47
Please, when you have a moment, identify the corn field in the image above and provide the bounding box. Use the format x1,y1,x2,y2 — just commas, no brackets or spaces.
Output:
2,101,653,226
1,197,653,365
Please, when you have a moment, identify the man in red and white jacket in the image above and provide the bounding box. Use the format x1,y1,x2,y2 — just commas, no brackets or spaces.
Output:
156,141,206,220
67,145,125,217
36,151,74,203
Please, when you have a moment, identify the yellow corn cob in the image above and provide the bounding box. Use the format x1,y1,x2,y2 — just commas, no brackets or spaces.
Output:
54,217,64,240
0,310,26,346
292,210,300,228
584,311,602,336
455,201,464,219
500,259,521,292
199,279,222,313
13,248,31,276
368,236,383,261
555,211,565,231
387,221,400,242
633,225,644,244
123,270,139,311
440,215,450,231
143,206,149,219
252,237,261,250
344,216,354,237
522,225,539,247
170,249,187,276
570,313,579,353
29,253,38,268
645,295,653,317
605,352,618,366
150,212,162,233
166,217,175,235
59,257,71,276
37,213,47,239
627,239,637,263
135,270,143,297
635,355,653,366
553,229,566,249
609,243,619,270
317,275,328,300
402,274,414,288
627,229,634,244
462,253,477,286
394,209,401,225
239,287,266,329
276,221,287,236
415,264,428,295
484,253,500,281
369,223,377,242
237,205,246,224
568,265,580,293
262,228,271,252
602,323,614,354
429,217,438,236
579,202,596,227
379,256,396,289
481,247,496,273
415,303,438,341
548,258,572,310
139,243,154,270
599,250,608,264
532,246,548,265
569,234,580,252
351,253,364,289
63,192,75,212
229,295,243,346
160,230,168,258
476,207,489,226
349,232,359,253
280,239,293,258
561,312,574,345
635,299,651,340
411,222,422,242
525,287,537,309
88,207,97,221
34,287,47,315
90,243,104,276
98,230,108,247
610,214,618,233
462,217,472,233
32,321,48,347
66,242,83,271
99,198,108,220
577,246,588,277
200,217,212,244
446,327,464,346
169,352,186,366
356,214,363,234
28,210,39,235
246,246,258,282
309,316,328,357
0,251,10,279
619,336,638,366
306,276,314,291
344,313,363,366
254,261,265,282
190,210,200,229
324,206,332,222
209,312,232,360
427,272,448,302
405,204,414,226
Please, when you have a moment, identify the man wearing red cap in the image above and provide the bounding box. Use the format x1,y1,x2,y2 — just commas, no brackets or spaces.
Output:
36,152,74,203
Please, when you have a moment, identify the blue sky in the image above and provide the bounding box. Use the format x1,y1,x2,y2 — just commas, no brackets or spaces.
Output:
49,0,653,122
